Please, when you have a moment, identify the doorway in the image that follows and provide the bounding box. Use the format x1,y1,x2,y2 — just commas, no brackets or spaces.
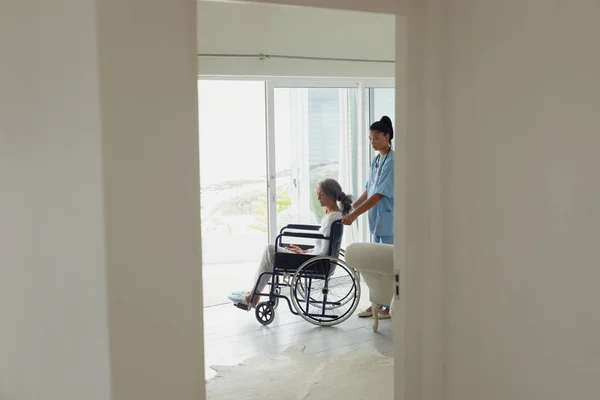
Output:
200,78,395,308
197,0,401,396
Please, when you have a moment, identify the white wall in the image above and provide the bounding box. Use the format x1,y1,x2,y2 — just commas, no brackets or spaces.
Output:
0,1,112,399
1,1,204,400
10,0,600,400
97,1,204,399
197,1,395,77
441,0,600,399
2,0,398,399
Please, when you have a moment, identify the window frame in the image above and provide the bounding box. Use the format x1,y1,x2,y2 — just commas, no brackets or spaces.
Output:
198,75,395,244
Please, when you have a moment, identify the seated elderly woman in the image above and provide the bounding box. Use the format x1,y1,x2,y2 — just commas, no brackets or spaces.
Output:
228,178,354,309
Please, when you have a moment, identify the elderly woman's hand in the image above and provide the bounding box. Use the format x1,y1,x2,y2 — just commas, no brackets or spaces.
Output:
288,244,308,254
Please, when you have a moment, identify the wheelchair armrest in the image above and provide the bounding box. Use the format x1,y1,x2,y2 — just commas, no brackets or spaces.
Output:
279,224,321,234
278,232,326,240
275,231,329,248
294,244,314,251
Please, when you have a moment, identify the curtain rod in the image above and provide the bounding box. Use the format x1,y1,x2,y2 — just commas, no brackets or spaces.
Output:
197,53,394,64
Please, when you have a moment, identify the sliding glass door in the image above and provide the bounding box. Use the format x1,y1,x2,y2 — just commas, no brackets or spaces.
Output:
198,80,269,306
266,83,363,246
198,80,269,265
364,87,396,159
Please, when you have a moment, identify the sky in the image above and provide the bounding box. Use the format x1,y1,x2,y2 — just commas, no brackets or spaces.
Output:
198,80,293,186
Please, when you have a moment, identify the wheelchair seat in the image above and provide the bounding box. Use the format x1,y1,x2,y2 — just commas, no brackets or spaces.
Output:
274,220,344,272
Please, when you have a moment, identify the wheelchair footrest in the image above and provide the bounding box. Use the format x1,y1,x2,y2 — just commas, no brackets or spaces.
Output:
234,302,251,311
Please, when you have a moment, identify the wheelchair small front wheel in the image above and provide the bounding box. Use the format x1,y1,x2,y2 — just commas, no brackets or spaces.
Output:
255,301,275,326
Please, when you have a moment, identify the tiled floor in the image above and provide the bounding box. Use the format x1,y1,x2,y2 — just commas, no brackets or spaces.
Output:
203,277,394,381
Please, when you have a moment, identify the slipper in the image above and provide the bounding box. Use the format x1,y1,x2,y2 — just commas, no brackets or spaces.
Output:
357,308,392,319
227,293,244,303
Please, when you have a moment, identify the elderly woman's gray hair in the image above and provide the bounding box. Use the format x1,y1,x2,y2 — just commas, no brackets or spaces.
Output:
318,178,354,216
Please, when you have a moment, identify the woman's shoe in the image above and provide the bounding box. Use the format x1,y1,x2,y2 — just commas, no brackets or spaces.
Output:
227,293,244,303
357,309,373,317
358,307,391,319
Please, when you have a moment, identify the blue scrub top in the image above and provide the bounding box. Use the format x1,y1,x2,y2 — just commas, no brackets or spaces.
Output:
365,150,394,237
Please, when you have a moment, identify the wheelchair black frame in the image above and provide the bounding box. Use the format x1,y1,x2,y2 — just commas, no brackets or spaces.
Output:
248,221,346,318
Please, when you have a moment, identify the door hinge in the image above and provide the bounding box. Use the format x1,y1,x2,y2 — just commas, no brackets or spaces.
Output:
394,269,400,300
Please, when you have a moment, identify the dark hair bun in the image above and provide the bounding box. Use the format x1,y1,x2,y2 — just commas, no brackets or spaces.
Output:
380,116,393,136
369,116,394,140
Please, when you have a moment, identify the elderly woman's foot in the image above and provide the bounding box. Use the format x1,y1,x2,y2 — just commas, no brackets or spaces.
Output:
245,292,260,308
227,292,245,303
228,290,260,310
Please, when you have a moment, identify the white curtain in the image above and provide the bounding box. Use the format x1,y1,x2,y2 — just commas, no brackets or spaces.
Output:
337,88,360,249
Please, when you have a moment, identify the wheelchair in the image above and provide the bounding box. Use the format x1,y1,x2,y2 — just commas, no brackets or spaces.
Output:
235,220,361,327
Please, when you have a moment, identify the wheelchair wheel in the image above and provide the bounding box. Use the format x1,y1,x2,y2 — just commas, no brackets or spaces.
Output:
255,301,275,326
295,268,358,310
290,257,360,327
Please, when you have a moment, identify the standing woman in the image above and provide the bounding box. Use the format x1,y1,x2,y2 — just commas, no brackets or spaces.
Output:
341,115,394,318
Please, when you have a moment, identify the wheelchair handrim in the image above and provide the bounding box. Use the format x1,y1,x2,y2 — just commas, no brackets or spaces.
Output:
289,256,360,327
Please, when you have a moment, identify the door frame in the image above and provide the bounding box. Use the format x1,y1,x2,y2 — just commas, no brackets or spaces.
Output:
197,2,442,398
